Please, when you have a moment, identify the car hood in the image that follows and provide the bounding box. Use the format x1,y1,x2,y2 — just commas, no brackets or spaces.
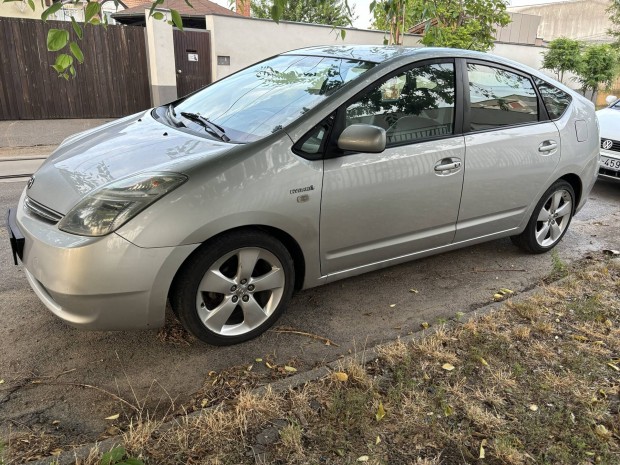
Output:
596,108,620,140
28,111,234,214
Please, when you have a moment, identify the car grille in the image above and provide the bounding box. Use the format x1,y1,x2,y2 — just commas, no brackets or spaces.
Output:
601,138,620,153
24,197,63,224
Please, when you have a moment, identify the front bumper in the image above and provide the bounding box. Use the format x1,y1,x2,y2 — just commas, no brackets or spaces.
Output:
599,149,620,182
11,190,199,330
7,208,24,265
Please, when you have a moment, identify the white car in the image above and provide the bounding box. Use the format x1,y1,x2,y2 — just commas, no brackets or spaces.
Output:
597,96,620,181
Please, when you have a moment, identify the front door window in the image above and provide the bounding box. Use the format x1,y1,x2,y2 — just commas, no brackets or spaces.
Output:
345,63,456,146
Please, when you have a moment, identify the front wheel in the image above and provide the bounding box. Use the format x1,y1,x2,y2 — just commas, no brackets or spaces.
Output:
511,180,575,254
170,230,295,345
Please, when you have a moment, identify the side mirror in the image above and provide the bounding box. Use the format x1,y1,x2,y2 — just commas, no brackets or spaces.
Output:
337,124,386,153
606,95,617,106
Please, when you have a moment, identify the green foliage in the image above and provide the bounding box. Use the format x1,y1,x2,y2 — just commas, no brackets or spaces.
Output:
84,1,101,23
47,28,69,52
370,0,510,50
250,0,354,27
541,38,582,83
70,41,84,63
414,0,511,51
608,0,620,47
99,446,144,465
576,44,620,100
371,0,419,32
40,1,62,22
71,17,83,39
169,8,183,30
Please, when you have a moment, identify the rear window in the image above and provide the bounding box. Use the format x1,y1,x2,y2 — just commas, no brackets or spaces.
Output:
535,78,572,120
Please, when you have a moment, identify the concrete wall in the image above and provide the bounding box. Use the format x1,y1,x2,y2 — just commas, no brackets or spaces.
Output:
509,0,614,43
204,15,422,81
203,14,576,88
145,10,177,106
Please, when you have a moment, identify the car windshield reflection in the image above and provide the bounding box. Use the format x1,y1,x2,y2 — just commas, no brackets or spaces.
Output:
172,55,375,143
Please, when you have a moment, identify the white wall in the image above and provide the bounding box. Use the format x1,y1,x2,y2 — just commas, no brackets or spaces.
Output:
145,10,177,106
205,15,422,81
204,14,579,89
0,1,39,19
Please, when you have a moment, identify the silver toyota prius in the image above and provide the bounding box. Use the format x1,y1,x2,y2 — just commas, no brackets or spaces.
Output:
7,46,599,345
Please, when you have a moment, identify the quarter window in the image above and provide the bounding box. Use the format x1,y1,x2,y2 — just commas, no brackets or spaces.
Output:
535,78,572,120
345,63,456,146
467,64,538,131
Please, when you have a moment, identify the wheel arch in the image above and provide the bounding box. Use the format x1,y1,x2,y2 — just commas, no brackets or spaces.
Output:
168,225,307,301
558,173,582,209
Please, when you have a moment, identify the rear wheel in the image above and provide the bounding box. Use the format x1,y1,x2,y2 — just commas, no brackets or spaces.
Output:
170,230,294,345
511,180,575,254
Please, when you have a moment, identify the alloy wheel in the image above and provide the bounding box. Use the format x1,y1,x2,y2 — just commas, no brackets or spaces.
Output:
534,189,572,248
195,247,285,336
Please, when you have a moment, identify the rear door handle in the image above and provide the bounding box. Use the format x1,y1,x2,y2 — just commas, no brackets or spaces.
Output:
434,159,462,172
538,141,558,153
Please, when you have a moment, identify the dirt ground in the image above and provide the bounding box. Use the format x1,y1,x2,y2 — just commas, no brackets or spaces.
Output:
0,179,618,458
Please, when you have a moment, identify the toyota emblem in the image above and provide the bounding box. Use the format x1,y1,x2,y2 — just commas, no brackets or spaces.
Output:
602,139,613,150
27,176,35,189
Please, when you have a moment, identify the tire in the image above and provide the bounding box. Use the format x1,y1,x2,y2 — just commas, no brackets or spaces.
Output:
511,180,575,254
170,230,295,345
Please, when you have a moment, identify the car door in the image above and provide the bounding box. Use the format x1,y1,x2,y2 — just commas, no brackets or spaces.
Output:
455,60,561,242
319,60,466,276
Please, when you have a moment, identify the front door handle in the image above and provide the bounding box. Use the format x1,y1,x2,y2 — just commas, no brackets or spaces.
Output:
539,141,558,153
434,158,462,173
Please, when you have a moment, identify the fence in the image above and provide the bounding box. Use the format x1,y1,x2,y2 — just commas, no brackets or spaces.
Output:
0,17,151,120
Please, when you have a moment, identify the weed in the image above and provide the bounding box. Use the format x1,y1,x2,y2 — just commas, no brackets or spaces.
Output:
99,447,143,465
550,249,568,279
279,423,304,456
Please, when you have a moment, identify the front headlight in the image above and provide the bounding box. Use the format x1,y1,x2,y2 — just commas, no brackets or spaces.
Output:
58,172,187,237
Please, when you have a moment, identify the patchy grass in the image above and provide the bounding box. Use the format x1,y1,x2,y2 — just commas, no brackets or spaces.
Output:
4,257,620,464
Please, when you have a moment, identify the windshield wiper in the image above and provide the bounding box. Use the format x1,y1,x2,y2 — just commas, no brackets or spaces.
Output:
180,112,230,142
166,104,185,128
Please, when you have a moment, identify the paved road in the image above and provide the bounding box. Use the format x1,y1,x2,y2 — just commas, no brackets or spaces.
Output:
0,180,618,447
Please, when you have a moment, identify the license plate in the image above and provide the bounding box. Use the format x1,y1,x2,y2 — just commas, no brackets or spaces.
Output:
601,156,620,171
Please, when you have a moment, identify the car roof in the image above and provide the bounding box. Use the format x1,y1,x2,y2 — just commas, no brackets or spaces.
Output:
283,45,510,65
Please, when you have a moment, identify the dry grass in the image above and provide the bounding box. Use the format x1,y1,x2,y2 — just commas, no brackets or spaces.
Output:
3,257,620,464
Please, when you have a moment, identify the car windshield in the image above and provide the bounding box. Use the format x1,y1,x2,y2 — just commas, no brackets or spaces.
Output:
172,55,375,143
611,100,620,109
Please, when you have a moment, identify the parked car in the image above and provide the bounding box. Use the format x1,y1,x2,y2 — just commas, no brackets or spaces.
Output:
7,46,599,345
596,95,620,181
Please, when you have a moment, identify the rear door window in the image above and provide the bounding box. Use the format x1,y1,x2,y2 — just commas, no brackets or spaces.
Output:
467,63,538,131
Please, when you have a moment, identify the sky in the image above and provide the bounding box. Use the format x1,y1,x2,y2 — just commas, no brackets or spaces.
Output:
211,0,570,29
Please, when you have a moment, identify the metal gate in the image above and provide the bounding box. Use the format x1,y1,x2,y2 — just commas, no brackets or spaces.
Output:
0,17,151,120
173,29,212,98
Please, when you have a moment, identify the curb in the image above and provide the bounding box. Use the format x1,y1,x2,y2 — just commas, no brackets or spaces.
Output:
28,279,554,465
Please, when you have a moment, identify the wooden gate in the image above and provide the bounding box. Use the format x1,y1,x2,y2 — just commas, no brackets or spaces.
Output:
0,18,151,120
173,29,211,98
